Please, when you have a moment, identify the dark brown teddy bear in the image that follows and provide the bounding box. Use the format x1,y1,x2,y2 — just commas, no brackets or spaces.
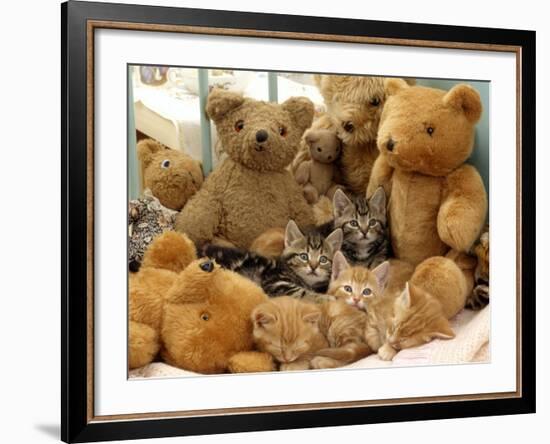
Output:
176,89,315,249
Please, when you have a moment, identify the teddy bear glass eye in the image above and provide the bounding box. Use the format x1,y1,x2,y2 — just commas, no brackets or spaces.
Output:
343,121,354,133
426,126,435,136
161,159,170,169
370,97,380,106
234,120,244,132
279,126,287,137
200,313,209,321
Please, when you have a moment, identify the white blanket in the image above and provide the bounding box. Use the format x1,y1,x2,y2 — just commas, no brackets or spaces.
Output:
129,306,490,379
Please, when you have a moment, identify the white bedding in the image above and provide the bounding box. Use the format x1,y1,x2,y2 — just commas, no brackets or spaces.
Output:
129,305,490,379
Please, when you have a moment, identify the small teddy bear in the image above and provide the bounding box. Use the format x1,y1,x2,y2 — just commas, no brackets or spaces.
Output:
294,127,343,204
128,139,204,270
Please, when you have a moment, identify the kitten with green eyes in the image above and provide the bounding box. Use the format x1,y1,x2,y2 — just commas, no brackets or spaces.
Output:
327,252,416,359
201,219,343,302
320,187,390,268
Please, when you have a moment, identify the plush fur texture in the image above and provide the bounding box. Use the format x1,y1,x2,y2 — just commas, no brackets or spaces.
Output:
137,139,203,211
250,227,286,259
128,231,275,374
368,80,487,265
176,89,315,248
294,127,343,203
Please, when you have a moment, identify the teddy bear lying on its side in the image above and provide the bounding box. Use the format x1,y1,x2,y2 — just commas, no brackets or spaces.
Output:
129,231,275,374
176,88,315,249
128,139,203,270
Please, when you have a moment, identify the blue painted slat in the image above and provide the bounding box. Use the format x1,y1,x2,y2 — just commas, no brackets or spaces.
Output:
268,72,279,103
128,65,140,200
198,68,213,175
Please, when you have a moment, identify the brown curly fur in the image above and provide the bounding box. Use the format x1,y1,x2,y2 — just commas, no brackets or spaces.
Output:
137,139,203,211
176,89,315,249
128,231,274,374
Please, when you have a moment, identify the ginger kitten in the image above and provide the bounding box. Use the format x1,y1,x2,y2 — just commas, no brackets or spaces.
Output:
380,256,469,360
327,252,414,360
252,296,370,371
252,297,328,371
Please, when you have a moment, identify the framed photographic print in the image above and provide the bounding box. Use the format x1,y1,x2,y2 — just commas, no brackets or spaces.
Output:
61,0,536,442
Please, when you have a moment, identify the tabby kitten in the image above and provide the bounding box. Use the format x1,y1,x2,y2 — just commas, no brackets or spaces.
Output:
201,220,343,301
320,187,390,268
252,296,370,371
466,230,490,310
252,296,328,371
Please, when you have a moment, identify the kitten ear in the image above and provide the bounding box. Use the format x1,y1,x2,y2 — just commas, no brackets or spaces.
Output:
302,307,322,326
368,187,387,220
252,307,275,328
331,251,349,282
333,189,352,218
284,219,304,248
400,282,412,308
371,261,390,292
325,228,343,252
429,318,455,340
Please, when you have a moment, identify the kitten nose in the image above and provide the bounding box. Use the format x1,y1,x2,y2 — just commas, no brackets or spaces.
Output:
256,129,269,143
386,138,395,152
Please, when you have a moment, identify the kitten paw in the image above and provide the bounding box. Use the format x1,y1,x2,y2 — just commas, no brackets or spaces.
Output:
378,343,397,361
280,360,310,371
310,356,338,369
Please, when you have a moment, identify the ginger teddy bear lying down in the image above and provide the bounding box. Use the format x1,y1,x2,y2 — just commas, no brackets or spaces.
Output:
129,231,274,374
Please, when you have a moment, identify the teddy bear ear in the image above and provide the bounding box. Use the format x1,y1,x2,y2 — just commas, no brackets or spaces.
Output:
205,88,246,122
443,84,482,123
281,97,315,135
384,78,411,96
137,139,163,167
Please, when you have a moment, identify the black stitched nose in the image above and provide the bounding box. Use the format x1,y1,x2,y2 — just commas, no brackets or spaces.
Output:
386,138,395,152
200,260,214,272
256,129,268,143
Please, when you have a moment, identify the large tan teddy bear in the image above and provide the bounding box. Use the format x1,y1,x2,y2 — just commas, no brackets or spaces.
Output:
176,89,315,249
367,79,487,293
129,231,274,374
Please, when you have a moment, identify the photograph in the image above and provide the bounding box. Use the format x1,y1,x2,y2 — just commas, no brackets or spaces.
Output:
59,1,535,441
127,67,492,378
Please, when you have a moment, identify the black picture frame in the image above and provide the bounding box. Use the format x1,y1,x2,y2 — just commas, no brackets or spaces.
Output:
62,1,536,442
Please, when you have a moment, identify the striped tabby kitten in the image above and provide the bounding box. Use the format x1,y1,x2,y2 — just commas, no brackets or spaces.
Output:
321,187,390,268
201,220,343,301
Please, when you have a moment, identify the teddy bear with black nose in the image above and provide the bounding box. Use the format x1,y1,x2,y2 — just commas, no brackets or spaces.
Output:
176,88,315,249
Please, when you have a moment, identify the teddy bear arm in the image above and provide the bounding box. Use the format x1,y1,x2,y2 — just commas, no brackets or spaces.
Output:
175,188,223,245
128,320,160,369
287,180,315,228
294,160,311,185
227,351,275,373
437,165,488,253
367,154,394,198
